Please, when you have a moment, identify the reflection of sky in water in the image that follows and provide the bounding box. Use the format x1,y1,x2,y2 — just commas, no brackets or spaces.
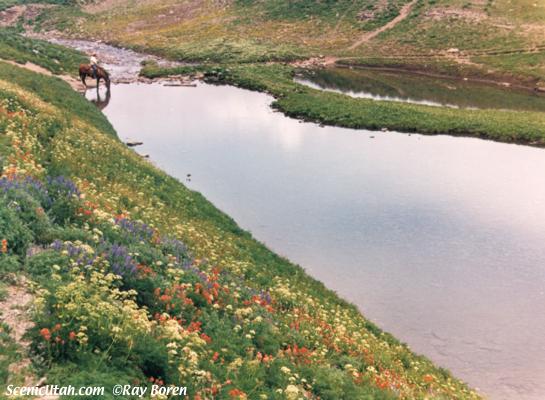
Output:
295,69,545,112
90,83,545,400
295,77,467,108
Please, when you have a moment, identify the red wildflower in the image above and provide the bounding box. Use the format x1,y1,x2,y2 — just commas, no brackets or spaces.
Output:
39,328,51,341
423,374,435,384
188,321,201,332
228,389,246,399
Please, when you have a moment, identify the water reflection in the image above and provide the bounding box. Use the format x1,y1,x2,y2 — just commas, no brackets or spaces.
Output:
89,89,111,110
92,83,545,400
296,68,545,111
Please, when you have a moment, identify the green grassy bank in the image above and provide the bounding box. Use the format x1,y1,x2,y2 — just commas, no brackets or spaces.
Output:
0,34,483,399
142,63,545,146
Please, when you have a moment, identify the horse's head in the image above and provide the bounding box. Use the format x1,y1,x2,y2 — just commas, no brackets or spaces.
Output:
101,68,111,91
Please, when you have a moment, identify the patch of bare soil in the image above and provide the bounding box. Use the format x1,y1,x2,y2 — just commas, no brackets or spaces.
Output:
1,279,34,386
1,279,59,399
83,0,134,14
349,0,418,50
424,7,488,23
0,5,25,27
519,23,545,41
291,56,338,69
0,4,52,27
357,0,388,22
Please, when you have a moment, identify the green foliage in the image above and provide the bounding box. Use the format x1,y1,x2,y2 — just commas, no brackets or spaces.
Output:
47,359,144,400
26,249,67,277
0,199,33,258
0,322,21,391
0,29,86,75
236,0,368,22
0,0,85,12
0,255,23,279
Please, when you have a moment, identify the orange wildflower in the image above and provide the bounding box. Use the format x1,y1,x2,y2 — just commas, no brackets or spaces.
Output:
228,389,247,399
39,328,51,341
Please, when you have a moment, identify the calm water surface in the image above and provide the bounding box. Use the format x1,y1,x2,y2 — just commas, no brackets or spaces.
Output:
296,67,545,111
88,83,545,400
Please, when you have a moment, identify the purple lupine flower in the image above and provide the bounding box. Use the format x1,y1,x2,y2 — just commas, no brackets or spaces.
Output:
0,175,51,206
115,218,156,242
46,176,81,202
102,243,138,277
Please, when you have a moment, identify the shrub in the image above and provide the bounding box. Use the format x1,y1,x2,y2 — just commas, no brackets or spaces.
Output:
26,249,68,278
0,199,33,258
0,255,22,279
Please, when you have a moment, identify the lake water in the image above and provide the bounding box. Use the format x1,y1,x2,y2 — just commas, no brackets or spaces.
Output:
87,83,545,400
296,67,545,111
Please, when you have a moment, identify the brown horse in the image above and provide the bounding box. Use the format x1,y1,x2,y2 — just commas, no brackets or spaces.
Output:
79,64,111,92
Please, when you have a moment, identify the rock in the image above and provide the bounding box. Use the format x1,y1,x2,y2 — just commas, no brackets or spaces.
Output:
381,127,388,132
126,140,143,147
534,83,545,92
446,48,460,53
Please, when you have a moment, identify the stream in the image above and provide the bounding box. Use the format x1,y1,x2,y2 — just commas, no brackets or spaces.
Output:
58,39,545,400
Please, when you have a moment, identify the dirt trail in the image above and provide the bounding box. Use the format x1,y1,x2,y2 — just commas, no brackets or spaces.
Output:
0,58,85,92
1,278,58,399
348,0,418,50
0,278,59,400
1,281,35,386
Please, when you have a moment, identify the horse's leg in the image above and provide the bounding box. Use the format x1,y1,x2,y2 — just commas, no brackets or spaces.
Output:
80,73,87,88
96,77,100,92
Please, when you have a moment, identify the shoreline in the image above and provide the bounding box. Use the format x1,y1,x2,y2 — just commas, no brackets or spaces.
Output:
10,33,545,150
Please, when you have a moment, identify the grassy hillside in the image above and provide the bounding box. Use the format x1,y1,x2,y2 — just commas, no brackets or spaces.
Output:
0,28,86,75
23,0,545,83
0,38,482,399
